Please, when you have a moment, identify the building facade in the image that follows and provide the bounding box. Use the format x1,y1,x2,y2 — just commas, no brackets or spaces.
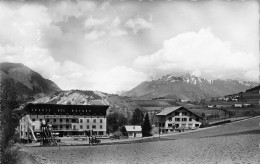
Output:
156,106,203,133
19,103,109,140
125,125,142,138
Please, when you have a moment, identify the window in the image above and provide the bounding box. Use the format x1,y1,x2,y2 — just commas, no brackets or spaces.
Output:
32,119,35,122
60,125,63,129
182,112,187,116
175,118,180,121
92,125,96,129
168,118,172,121
189,118,192,121
175,124,179,128
80,119,83,123
87,125,89,129
168,124,172,127
195,124,199,127
73,125,76,130
60,119,62,122
66,119,69,123
93,119,96,123
87,119,89,123
175,112,179,116
100,119,102,123
80,125,83,129
54,119,56,122
100,125,102,129
66,125,69,129
182,118,187,122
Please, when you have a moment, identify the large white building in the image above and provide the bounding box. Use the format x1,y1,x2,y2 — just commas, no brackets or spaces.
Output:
156,106,203,133
19,103,109,141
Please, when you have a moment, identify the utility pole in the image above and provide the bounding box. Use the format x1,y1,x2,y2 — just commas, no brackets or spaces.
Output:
158,116,160,139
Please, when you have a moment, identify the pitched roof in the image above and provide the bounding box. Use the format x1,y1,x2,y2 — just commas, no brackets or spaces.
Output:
125,125,142,132
156,106,203,118
156,106,182,116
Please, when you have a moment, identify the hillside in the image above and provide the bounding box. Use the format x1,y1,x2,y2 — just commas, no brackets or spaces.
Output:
34,90,109,105
0,62,61,99
122,73,258,101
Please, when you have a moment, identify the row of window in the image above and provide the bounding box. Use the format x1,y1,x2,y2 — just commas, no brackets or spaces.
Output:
168,117,199,122
168,123,200,128
174,112,188,116
159,123,200,128
32,118,104,123
73,125,103,130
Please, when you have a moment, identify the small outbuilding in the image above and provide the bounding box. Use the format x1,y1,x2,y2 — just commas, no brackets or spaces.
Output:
125,125,142,138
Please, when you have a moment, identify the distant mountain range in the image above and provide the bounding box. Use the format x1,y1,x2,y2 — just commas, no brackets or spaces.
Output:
0,62,61,99
122,73,259,101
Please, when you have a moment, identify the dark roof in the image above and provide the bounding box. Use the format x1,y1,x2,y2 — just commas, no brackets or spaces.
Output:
156,106,182,116
157,106,203,118
24,103,109,115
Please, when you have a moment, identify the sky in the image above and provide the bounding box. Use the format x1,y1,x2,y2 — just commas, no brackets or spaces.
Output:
0,0,259,94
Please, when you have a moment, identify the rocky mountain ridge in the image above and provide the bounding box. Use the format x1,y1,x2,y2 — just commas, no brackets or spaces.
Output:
122,73,258,101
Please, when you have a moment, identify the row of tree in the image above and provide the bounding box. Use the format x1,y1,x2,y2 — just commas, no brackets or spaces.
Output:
107,108,152,137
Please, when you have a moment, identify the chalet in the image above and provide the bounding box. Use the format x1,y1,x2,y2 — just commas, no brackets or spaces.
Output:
19,103,109,141
156,106,203,133
234,104,242,108
125,125,142,138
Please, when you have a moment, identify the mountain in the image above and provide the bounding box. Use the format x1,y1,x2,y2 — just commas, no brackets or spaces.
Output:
34,90,109,105
0,62,61,99
122,73,259,101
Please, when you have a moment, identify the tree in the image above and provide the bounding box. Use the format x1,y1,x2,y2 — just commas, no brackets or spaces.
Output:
1,78,23,164
201,112,206,118
131,108,144,125
141,113,152,137
107,112,127,133
119,126,128,136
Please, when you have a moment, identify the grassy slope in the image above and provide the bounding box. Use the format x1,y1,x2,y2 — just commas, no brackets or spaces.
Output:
162,116,260,140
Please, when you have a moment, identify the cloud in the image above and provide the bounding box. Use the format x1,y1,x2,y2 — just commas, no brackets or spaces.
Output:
84,16,127,40
84,15,107,28
0,4,50,46
85,30,106,40
88,66,147,93
0,2,146,93
49,1,96,22
125,16,153,34
134,28,258,81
